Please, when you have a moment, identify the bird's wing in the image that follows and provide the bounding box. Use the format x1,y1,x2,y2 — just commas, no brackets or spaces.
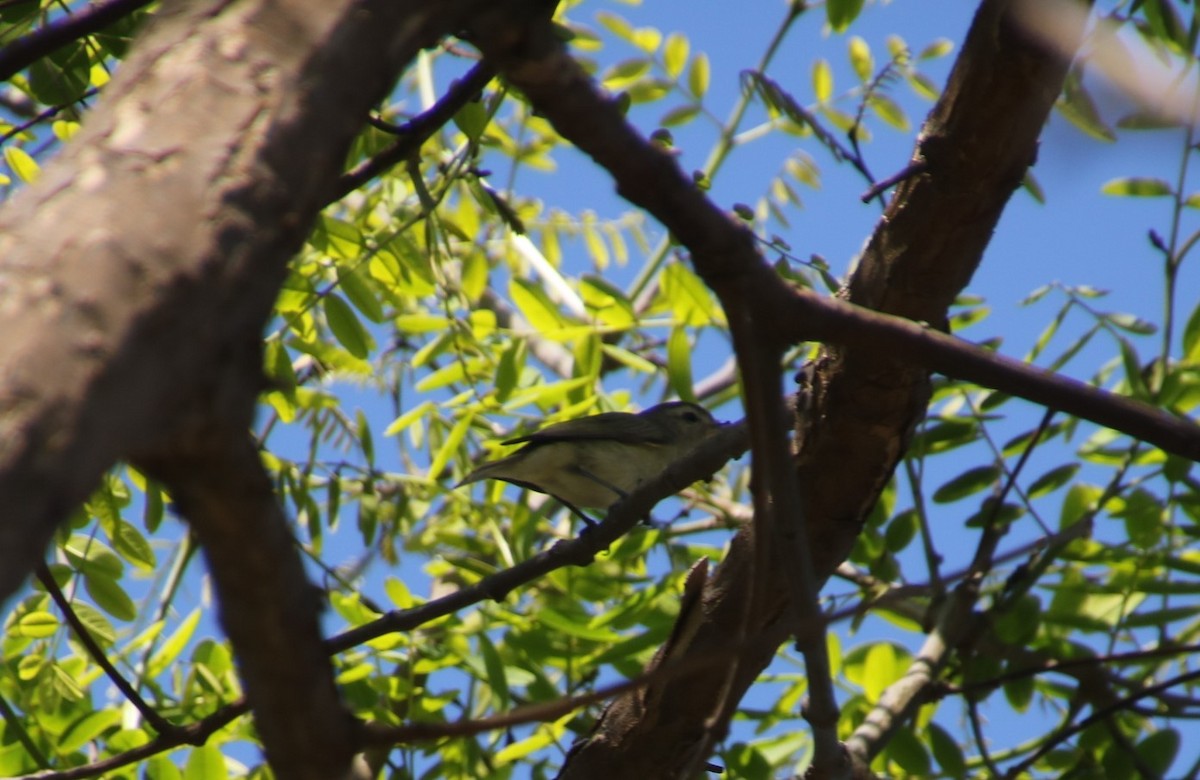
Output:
501,412,668,446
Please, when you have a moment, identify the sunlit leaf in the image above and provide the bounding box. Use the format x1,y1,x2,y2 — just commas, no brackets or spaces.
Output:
848,36,873,82
1101,177,1173,197
813,58,833,103
827,0,864,32
688,52,710,97
663,32,689,79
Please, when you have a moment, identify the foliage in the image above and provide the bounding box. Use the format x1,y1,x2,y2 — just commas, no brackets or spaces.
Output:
1,0,1200,778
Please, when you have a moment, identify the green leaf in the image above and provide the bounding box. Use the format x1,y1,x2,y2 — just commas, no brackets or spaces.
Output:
848,36,873,82
687,52,710,97
634,28,663,55
661,262,721,327
511,277,570,335
603,57,652,91
495,340,526,403
537,607,623,642
1183,299,1200,363
887,726,931,776
862,642,902,702
84,572,136,622
660,103,701,127
1117,110,1181,130
149,609,202,678
184,744,229,780
1060,483,1102,528
28,43,90,106
495,722,565,765
1119,337,1151,401
666,326,696,402
428,412,474,481
1101,177,1173,197
4,146,39,183
1057,70,1115,142
884,509,918,552
827,0,865,32
1137,729,1180,777
928,722,967,776
869,93,909,131
993,594,1041,645
1106,312,1156,335
477,632,510,703
932,465,1000,503
918,38,954,60
453,99,488,141
72,602,116,645
323,294,373,359
1027,464,1080,499
910,418,979,455
59,709,122,753
337,265,385,323
110,519,156,571
15,610,57,638
64,536,124,578
1114,488,1164,549
1003,674,1035,713
595,10,634,42
383,400,433,438
146,755,184,780
663,32,689,79
812,58,833,103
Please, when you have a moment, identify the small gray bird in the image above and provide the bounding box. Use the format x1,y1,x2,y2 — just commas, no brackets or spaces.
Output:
455,401,723,522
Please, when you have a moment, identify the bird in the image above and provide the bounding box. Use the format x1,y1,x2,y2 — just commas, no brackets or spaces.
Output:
455,401,723,524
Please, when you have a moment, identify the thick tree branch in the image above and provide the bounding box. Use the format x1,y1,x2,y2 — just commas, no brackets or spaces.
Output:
466,1,1097,777
0,0,482,776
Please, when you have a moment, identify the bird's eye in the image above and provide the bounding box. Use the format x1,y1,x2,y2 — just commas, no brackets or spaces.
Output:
681,411,701,423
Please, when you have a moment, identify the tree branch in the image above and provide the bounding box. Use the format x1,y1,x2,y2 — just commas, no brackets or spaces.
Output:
0,0,484,776
0,0,155,83
464,1,1093,777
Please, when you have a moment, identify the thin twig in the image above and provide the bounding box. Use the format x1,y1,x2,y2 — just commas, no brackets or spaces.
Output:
35,563,180,737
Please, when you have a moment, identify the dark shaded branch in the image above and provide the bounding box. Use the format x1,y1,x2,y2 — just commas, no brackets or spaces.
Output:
331,61,495,202
35,564,179,737
0,0,154,83
14,702,245,780
330,420,749,651
464,1,1091,778
786,293,1200,462
136,431,356,780
1007,668,1200,776
0,0,483,777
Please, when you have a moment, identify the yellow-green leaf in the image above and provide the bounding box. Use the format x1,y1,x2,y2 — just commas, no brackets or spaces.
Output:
849,36,873,82
1101,177,1172,197
4,146,38,183
688,52,710,97
428,412,474,481
812,58,833,103
324,293,373,359
510,277,569,335
666,326,696,402
663,32,689,79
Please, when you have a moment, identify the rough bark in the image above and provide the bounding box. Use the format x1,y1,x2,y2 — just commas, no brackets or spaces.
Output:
470,0,1082,777
0,0,477,776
